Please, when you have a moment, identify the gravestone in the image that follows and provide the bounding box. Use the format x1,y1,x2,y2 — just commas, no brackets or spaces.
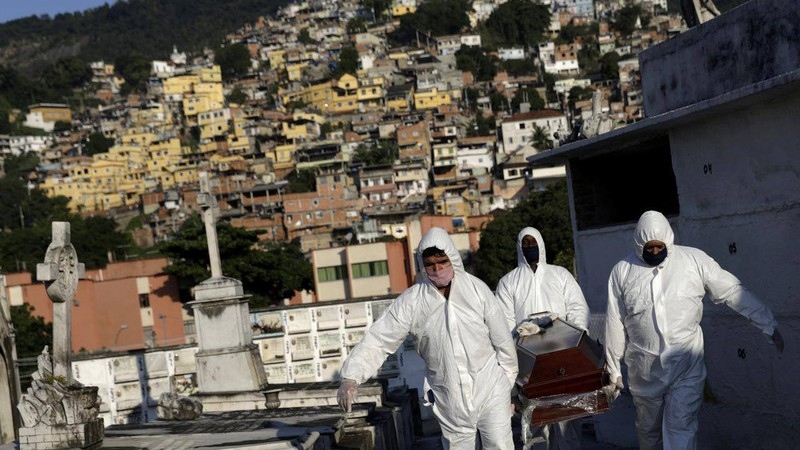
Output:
16,222,104,449
188,172,269,412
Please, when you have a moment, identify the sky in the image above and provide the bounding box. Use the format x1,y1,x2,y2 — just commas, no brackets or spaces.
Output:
0,0,114,24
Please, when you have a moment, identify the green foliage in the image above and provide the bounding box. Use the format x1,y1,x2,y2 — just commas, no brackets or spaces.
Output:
115,51,152,95
85,132,115,156
0,0,290,83
228,85,249,105
475,181,573,288
466,113,495,137
353,141,399,166
337,46,360,76
215,43,252,80
531,124,553,150
455,47,497,82
484,0,550,47
511,86,545,112
363,0,392,21
0,153,131,272
298,29,316,45
399,0,471,37
503,58,539,77
285,169,316,194
10,304,52,358
158,214,313,307
599,51,621,80
347,18,368,35
568,85,594,111
40,56,92,93
613,3,645,38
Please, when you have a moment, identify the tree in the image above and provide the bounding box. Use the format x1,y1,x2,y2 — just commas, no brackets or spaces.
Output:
11,304,53,387
353,141,399,166
115,51,152,95
474,181,573,288
337,46,359,76
511,86,545,112
285,169,316,193
484,0,550,47
298,28,316,45
215,43,252,80
347,18,368,35
531,124,553,151
456,47,497,82
568,85,594,111
600,51,621,80
85,131,115,156
159,214,313,307
227,85,248,105
613,3,645,38
399,0,471,37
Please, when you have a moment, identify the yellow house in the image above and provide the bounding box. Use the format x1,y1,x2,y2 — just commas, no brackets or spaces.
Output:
286,62,310,82
271,142,297,174
414,88,452,110
267,49,287,73
183,95,212,120
28,103,71,123
357,76,385,110
198,108,231,140
391,5,416,16
194,82,225,106
163,75,199,99
329,74,359,114
230,106,249,139
121,130,157,147
197,65,223,83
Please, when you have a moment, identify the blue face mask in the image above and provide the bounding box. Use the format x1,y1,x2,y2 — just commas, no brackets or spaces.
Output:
642,247,668,266
522,247,539,264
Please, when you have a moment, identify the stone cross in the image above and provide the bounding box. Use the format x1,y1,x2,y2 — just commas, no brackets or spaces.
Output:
197,172,223,278
36,222,85,386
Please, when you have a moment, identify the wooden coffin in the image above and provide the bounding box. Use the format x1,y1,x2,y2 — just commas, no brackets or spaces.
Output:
515,316,610,425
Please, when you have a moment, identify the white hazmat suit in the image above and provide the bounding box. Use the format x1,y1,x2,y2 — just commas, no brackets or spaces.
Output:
496,227,590,332
496,227,590,449
340,227,519,449
605,211,779,450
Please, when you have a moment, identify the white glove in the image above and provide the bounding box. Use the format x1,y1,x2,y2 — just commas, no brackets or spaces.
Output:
614,376,624,390
337,378,358,412
517,322,542,337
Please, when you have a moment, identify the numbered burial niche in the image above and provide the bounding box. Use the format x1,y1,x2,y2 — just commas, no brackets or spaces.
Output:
316,331,344,358
344,302,368,328
516,317,609,426
258,335,286,365
314,305,342,331
284,310,312,334
290,361,316,383
289,335,314,361
265,363,289,384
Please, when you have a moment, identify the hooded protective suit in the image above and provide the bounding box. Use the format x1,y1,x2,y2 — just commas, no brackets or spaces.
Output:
605,211,778,450
495,227,589,450
496,227,590,332
340,228,518,449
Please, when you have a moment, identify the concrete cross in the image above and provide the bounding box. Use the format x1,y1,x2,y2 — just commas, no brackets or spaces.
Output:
197,172,223,278
36,222,85,385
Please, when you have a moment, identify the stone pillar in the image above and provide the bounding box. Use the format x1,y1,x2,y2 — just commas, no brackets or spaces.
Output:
17,222,103,450
189,173,268,410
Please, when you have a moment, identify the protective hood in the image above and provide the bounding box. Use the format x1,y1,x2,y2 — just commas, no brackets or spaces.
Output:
516,226,547,269
416,227,465,285
634,210,674,264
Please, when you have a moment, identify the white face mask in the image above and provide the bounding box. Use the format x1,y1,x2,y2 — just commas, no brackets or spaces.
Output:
426,265,454,288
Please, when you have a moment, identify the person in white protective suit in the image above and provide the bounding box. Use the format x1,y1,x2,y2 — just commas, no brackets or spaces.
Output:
495,227,590,450
605,210,785,450
337,227,519,449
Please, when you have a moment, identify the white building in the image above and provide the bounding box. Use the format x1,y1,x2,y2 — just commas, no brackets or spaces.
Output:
499,109,568,156
498,47,526,61
529,1,800,447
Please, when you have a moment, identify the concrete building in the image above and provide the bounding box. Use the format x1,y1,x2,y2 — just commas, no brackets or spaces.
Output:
528,0,800,447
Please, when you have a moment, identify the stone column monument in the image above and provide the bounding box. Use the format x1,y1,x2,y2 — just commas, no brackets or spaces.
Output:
16,222,103,449
189,172,269,412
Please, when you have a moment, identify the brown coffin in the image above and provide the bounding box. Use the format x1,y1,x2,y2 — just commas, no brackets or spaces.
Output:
515,315,611,426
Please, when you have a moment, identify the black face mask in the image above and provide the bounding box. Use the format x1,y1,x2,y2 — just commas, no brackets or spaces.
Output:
642,247,668,266
522,247,539,264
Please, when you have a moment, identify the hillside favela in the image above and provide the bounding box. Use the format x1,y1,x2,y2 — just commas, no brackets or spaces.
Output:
0,0,798,448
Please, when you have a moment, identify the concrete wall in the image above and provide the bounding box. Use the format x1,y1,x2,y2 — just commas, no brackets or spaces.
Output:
640,0,800,116
572,69,800,449
73,296,429,427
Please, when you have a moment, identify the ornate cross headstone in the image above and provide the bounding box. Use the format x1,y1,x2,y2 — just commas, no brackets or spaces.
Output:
17,221,103,450
36,222,85,386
